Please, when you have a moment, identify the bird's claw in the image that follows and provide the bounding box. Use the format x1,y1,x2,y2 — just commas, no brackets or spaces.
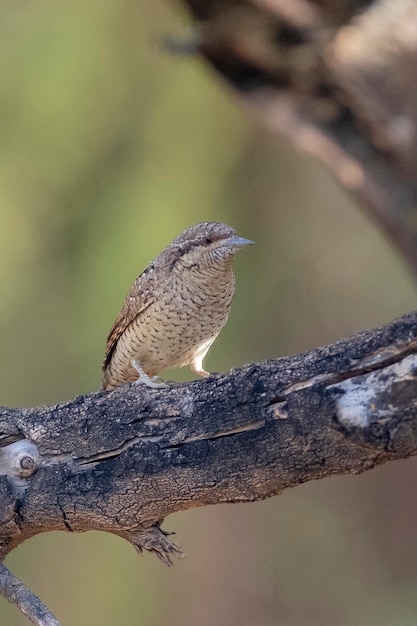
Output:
131,360,169,389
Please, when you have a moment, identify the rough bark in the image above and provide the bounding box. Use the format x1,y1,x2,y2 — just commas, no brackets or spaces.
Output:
175,0,417,276
1,312,417,572
1,317,417,625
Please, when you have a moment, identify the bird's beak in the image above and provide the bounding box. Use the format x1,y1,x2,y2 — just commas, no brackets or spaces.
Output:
226,235,255,248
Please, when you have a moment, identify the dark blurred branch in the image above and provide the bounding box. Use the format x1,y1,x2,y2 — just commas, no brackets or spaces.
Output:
1,312,417,621
175,0,417,275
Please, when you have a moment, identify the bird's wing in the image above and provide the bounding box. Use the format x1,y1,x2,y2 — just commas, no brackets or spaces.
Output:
102,263,158,371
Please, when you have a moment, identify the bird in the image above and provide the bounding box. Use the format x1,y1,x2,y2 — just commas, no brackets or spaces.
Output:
101,221,254,390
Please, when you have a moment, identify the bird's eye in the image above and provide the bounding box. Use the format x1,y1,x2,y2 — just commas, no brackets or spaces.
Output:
204,237,212,245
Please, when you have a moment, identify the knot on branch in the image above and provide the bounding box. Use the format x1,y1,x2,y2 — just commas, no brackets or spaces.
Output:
0,440,40,492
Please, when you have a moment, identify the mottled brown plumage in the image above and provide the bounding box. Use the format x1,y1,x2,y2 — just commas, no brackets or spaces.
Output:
101,221,253,390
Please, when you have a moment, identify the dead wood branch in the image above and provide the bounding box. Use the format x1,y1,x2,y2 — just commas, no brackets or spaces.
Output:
0,564,60,626
1,311,417,624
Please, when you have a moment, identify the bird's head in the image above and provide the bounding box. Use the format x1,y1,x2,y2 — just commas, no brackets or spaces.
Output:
168,221,254,272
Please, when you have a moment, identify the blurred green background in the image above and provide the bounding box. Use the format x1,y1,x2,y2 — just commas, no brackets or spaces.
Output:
1,1,417,625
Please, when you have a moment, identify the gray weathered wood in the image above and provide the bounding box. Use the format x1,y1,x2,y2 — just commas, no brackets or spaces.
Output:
0,564,60,626
1,311,417,571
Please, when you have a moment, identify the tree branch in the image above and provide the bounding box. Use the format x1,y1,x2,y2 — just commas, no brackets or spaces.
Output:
0,564,60,626
1,312,417,574
175,0,417,276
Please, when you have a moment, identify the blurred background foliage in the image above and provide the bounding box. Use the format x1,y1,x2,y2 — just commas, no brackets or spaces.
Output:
1,1,417,625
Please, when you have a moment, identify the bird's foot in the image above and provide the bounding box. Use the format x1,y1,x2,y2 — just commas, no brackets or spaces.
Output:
131,360,169,389
141,375,169,389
